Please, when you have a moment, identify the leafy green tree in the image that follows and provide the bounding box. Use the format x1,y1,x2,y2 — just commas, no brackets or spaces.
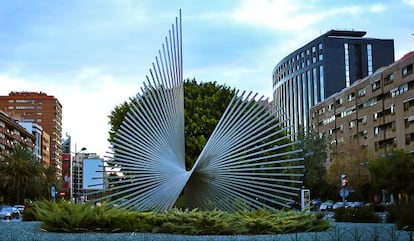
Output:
326,142,371,201
369,149,414,202
108,101,131,143
183,79,235,168
0,144,42,203
107,78,236,169
296,129,331,200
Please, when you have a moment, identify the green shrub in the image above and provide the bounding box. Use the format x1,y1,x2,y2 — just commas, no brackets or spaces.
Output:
21,205,38,221
387,201,414,230
32,201,330,235
334,206,381,223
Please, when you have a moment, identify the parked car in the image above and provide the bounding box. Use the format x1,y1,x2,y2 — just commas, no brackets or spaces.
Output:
319,200,334,211
13,204,25,213
333,202,347,209
347,201,364,208
0,206,21,220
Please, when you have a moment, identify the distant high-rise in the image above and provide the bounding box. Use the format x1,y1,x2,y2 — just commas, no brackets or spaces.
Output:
272,30,394,133
0,92,63,174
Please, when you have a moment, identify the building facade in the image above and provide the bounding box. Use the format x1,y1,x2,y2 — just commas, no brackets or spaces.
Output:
0,92,63,174
0,110,35,160
272,30,394,134
19,122,43,162
310,52,414,161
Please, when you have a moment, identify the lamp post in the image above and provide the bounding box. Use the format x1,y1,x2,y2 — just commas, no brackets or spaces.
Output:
70,147,87,202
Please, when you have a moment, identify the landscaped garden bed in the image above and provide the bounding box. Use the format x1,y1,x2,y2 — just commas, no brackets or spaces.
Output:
25,201,330,235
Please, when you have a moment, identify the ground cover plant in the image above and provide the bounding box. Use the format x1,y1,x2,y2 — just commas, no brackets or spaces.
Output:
31,201,330,235
333,206,381,223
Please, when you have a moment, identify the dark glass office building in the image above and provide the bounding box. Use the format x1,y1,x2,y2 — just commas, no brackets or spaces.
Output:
272,30,394,133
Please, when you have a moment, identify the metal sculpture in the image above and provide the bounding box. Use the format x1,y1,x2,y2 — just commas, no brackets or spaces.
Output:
96,10,303,211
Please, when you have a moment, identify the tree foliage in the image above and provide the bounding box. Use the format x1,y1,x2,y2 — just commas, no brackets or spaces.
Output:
183,79,235,168
0,144,45,203
107,78,236,169
108,101,131,144
326,142,371,200
369,149,414,202
296,129,330,199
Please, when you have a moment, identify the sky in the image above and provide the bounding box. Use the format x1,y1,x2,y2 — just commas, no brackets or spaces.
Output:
0,0,413,158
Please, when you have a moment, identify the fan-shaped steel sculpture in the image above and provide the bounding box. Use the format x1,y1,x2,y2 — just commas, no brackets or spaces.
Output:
96,10,303,211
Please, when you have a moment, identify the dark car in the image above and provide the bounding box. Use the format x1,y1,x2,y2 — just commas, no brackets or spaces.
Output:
0,206,21,220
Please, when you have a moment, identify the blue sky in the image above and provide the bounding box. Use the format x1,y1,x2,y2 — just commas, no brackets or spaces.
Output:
1,0,413,158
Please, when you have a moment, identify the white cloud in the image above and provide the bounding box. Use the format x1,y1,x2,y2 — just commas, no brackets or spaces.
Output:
229,0,388,32
230,0,323,31
403,0,414,6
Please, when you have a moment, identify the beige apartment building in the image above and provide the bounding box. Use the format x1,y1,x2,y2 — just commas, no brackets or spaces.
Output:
310,52,414,162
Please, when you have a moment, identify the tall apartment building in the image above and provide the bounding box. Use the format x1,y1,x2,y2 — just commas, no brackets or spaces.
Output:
0,110,35,160
0,92,63,173
310,52,414,161
272,30,394,134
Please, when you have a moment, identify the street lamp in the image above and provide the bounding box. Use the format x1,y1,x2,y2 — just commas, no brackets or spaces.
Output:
70,147,87,202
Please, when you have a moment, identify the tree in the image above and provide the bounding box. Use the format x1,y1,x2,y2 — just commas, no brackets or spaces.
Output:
107,78,236,169
183,79,235,168
326,142,371,201
0,144,42,203
369,149,414,203
108,101,131,143
296,128,332,200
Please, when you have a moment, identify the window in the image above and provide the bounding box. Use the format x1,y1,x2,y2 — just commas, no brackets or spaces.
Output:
371,80,381,91
16,106,34,110
358,116,367,124
405,133,414,145
328,103,334,111
373,112,379,121
390,83,409,97
349,120,356,129
318,43,323,50
367,44,373,75
384,73,394,85
318,107,325,115
405,115,414,128
404,98,414,111
374,126,382,136
358,88,366,97
348,92,355,101
363,97,377,108
402,64,413,77
335,98,343,106
319,65,325,100
344,43,350,87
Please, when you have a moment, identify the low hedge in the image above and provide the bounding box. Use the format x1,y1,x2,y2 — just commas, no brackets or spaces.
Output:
30,201,330,235
333,206,381,223
386,201,414,231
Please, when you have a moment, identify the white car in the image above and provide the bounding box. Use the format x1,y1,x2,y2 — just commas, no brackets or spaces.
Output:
0,206,21,220
13,205,25,213
319,201,334,211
